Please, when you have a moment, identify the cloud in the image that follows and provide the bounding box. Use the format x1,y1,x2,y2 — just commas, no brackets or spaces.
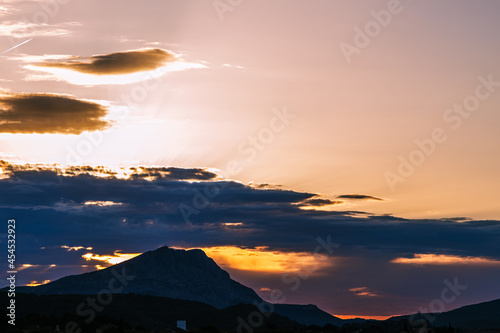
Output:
35,48,176,75
0,5,17,16
222,63,244,69
61,245,93,251
391,253,500,266
0,93,109,134
300,198,344,207
1,160,498,260
1,161,500,315
26,280,51,287
19,264,39,271
8,53,75,63
188,246,332,274
83,201,123,207
126,166,219,181
82,250,141,266
337,194,384,201
0,21,77,38
24,48,206,85
0,162,219,181
349,287,379,297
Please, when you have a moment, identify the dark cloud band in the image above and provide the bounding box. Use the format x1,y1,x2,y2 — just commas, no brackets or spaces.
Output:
1,161,499,315
337,194,384,201
301,198,344,207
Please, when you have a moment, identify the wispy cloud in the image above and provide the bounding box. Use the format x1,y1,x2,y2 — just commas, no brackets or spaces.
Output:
0,4,17,16
61,245,93,251
0,21,78,38
349,287,380,297
83,201,123,207
222,63,244,69
8,53,74,63
337,194,384,201
300,198,344,207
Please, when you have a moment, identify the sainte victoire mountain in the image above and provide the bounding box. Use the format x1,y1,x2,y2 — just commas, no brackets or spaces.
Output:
17,247,260,309
14,246,344,326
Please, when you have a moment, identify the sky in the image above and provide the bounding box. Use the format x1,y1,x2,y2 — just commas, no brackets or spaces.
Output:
1,0,500,319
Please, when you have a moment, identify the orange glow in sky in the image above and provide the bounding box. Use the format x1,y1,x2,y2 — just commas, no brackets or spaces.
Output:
183,246,332,274
391,253,500,265
82,250,141,265
349,287,380,297
26,280,51,287
335,315,394,320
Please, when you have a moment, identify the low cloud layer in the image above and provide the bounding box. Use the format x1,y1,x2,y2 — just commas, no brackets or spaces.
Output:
0,21,76,39
35,48,177,75
1,161,499,315
0,93,109,134
300,198,344,207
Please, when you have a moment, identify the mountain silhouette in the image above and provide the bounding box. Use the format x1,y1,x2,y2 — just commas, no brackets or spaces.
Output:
0,293,305,332
388,298,500,329
15,245,344,326
17,246,260,309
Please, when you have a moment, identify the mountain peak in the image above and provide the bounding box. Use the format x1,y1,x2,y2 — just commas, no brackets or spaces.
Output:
20,246,260,309
13,246,347,326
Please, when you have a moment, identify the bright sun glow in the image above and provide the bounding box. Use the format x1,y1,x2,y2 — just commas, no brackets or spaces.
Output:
335,315,394,320
83,201,123,207
61,245,93,251
82,250,141,265
26,280,51,287
18,264,39,271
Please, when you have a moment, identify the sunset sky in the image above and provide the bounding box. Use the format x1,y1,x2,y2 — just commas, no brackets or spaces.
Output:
1,0,500,319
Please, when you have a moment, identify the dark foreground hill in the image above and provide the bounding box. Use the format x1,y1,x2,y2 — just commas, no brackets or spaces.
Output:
273,304,344,326
388,298,500,330
0,292,304,332
8,246,499,330
3,292,499,333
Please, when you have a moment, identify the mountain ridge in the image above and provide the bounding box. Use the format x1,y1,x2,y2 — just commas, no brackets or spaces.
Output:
387,298,500,329
16,246,261,309
13,246,499,328
14,245,345,326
